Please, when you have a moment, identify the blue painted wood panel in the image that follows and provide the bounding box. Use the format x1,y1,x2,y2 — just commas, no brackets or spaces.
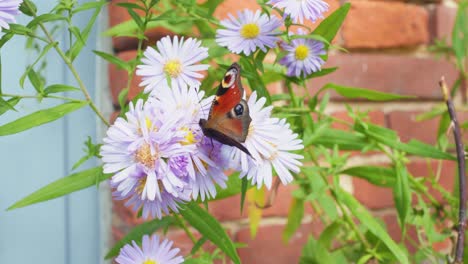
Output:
0,1,104,263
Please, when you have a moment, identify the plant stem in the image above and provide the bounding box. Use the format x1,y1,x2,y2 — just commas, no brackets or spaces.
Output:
441,76,466,264
25,1,110,127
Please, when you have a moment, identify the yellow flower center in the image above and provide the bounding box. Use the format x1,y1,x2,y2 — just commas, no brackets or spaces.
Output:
143,260,157,264
164,60,182,78
135,143,159,169
295,44,309,60
180,127,197,145
240,23,260,39
135,177,147,195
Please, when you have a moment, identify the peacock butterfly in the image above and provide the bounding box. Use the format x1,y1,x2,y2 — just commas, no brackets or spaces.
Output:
199,63,252,156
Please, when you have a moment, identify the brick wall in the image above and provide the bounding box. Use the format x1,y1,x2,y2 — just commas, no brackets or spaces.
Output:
108,0,461,262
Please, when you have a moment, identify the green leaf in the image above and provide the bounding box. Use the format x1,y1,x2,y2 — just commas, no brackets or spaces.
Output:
0,101,88,136
27,68,44,93
118,87,129,109
19,0,37,16
191,236,208,255
116,2,146,11
247,188,264,237
341,166,396,187
393,157,411,229
27,14,66,28
6,24,33,35
127,8,144,29
336,189,409,264
72,1,107,14
321,83,414,101
69,26,85,45
282,198,305,243
240,177,248,213
67,3,104,61
299,236,334,264
0,97,20,115
105,217,174,259
0,33,14,49
452,2,468,71
240,57,271,105
306,128,370,150
93,50,129,71
318,221,342,249
44,84,80,95
8,167,107,210
180,203,241,264
312,3,350,43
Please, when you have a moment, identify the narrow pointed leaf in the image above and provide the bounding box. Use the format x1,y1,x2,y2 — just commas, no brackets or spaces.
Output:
0,101,88,136
336,189,409,264
180,203,241,264
44,84,80,94
282,198,305,243
321,83,414,101
312,3,350,43
8,166,106,210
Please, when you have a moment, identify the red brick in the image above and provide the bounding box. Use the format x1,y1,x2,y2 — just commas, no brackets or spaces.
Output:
388,111,440,144
307,53,458,100
110,111,121,124
433,5,457,44
108,50,142,107
353,175,394,210
209,184,297,221
113,199,145,227
342,1,429,49
235,223,323,264
108,0,174,51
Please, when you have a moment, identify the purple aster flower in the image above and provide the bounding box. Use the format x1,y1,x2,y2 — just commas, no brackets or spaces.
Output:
268,0,329,24
0,0,21,30
280,29,326,77
225,92,304,189
152,85,229,200
136,35,209,93
216,9,282,56
116,234,184,264
101,99,196,218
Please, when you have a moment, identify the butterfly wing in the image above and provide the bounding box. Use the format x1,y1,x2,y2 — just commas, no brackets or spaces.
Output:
200,63,252,155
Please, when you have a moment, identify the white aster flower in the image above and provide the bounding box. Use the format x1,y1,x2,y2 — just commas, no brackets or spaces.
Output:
0,0,22,30
216,9,282,56
136,35,209,93
116,234,184,264
268,0,329,24
226,92,304,189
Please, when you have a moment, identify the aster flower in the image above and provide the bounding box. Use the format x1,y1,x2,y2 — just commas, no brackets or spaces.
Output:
225,92,304,189
136,35,209,93
101,99,194,218
152,85,229,200
280,29,326,78
268,0,329,24
116,234,184,264
0,0,22,30
216,9,282,56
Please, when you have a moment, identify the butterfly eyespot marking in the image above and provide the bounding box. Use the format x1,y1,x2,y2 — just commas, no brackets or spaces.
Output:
234,103,244,116
221,68,238,88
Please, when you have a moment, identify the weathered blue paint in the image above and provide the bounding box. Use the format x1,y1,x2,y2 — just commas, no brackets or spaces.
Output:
0,1,103,263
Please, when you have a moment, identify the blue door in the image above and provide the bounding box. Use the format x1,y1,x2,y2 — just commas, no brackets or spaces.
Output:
0,1,108,263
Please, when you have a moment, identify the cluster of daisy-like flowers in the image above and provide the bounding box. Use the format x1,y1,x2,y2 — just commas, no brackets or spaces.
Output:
116,235,184,264
0,0,22,30
216,0,329,77
102,32,306,220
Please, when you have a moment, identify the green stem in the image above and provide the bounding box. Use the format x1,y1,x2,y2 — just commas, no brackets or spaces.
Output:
25,1,110,127
173,213,197,244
